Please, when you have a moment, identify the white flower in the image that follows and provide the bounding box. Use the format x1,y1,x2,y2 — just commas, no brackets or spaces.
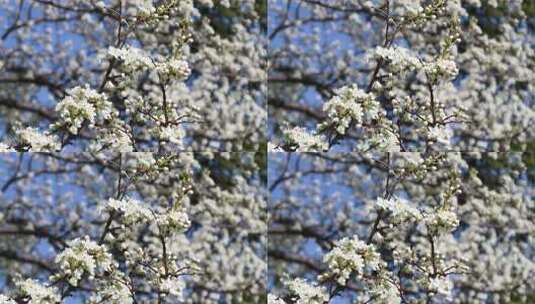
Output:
107,44,189,81
427,126,453,146
0,143,14,152
321,84,379,135
157,208,191,232
429,276,454,296
55,96,95,134
107,46,152,72
132,0,156,16
16,127,60,151
424,58,458,80
424,209,459,233
89,280,133,304
283,127,327,151
267,294,286,304
103,198,152,225
55,236,113,286
371,46,422,71
16,279,60,304
130,153,157,170
0,295,16,304
91,125,133,152
286,278,329,304
54,85,113,134
371,129,401,152
156,57,191,81
322,235,381,285
68,86,113,119
159,125,185,146
395,0,424,16
103,197,189,232
160,277,186,300
376,197,422,223
371,281,401,304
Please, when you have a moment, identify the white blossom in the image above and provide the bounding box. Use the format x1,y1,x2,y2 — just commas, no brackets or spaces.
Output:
55,95,95,134
88,280,133,304
320,84,379,135
0,143,14,152
107,46,152,72
160,277,186,300
156,57,191,81
157,207,191,232
267,294,286,304
282,127,327,151
429,276,454,296
371,46,422,71
424,58,459,81
0,295,16,304
54,236,113,286
424,208,459,233
395,0,424,16
376,197,423,223
371,281,401,304
102,198,152,225
321,235,381,285
16,127,60,151
54,85,112,134
427,125,453,146
15,279,60,304
159,125,185,146
133,0,156,16
285,278,328,304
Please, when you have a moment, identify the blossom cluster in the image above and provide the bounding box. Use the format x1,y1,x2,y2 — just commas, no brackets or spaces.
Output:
424,208,460,234
104,197,153,225
107,46,153,73
374,196,459,234
106,45,190,81
0,295,15,304
54,236,114,286
372,46,459,83
102,197,190,233
320,235,381,285
53,85,114,135
155,57,191,81
428,275,454,296
15,279,60,304
160,277,186,300
319,84,380,135
159,125,186,145
282,126,328,151
371,46,422,72
88,279,133,304
0,258,73,302
375,197,423,223
285,278,329,304
424,58,459,82
16,127,60,151
427,125,453,145
370,281,402,304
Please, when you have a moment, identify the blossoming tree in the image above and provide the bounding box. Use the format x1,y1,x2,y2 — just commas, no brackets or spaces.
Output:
268,152,535,303
0,0,267,152
268,0,535,152
0,152,267,303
